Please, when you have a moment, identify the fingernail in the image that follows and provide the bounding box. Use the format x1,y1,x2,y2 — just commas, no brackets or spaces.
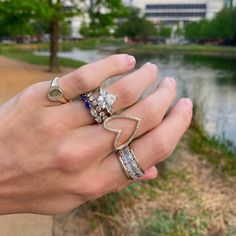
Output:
181,98,193,111
165,76,176,86
126,55,136,67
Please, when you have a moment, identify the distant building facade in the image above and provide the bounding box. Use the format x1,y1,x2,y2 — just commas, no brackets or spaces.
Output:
125,0,230,26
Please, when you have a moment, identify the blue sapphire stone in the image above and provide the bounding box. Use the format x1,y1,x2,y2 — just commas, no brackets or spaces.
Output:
85,101,91,109
81,95,87,102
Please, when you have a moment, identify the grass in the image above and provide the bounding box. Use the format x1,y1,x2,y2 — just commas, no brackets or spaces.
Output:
139,209,209,236
189,102,236,177
0,46,85,68
117,43,236,58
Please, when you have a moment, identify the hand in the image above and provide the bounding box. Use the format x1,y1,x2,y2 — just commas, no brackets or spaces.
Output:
0,54,192,215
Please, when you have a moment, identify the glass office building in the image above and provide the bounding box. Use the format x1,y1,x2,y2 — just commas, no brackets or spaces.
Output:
126,0,227,25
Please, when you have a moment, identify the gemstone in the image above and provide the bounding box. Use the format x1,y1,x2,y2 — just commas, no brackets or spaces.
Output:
97,88,117,114
89,96,94,101
85,102,91,109
81,94,87,101
102,115,108,121
90,109,98,117
95,116,102,123
92,100,98,106
96,106,102,112
87,92,92,97
99,111,105,117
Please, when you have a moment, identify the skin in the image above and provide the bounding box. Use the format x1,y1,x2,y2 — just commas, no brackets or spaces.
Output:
0,54,192,215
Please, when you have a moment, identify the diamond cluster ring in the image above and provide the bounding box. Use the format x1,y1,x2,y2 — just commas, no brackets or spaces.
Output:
81,88,117,124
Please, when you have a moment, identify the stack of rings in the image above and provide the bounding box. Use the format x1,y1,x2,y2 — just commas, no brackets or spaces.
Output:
81,88,117,124
48,77,145,181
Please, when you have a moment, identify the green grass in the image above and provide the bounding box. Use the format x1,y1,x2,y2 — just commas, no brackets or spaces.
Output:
117,44,236,58
0,47,85,68
188,102,236,177
139,209,209,236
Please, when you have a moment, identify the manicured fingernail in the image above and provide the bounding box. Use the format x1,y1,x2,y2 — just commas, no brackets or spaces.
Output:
181,98,192,111
166,76,176,85
127,55,136,66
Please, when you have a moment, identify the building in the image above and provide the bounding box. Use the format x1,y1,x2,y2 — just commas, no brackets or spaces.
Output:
125,0,229,26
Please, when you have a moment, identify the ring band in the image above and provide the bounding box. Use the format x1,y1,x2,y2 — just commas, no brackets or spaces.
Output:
118,146,144,180
48,77,69,104
81,88,117,124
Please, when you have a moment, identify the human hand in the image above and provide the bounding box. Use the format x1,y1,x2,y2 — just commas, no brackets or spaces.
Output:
0,54,192,215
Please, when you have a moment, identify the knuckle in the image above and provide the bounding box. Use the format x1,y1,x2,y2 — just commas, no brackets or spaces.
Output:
142,105,158,123
56,144,81,171
82,181,107,199
109,54,126,71
74,66,92,92
18,84,40,107
115,82,136,106
155,136,172,159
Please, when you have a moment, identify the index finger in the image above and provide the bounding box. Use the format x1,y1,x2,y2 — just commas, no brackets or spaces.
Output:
60,54,136,100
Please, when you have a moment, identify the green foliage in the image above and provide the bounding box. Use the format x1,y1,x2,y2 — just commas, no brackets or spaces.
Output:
80,0,128,37
115,7,157,40
189,101,236,176
184,7,236,41
139,209,208,236
159,25,172,39
0,0,51,36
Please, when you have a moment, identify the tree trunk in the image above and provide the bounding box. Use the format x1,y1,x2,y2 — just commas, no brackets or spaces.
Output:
49,19,60,72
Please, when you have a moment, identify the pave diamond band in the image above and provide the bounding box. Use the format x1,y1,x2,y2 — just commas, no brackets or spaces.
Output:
118,146,144,180
81,88,117,124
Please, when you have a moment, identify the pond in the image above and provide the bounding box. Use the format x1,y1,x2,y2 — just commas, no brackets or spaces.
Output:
35,48,236,144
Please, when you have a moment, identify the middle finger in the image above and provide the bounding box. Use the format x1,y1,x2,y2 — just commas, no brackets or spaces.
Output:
51,62,158,127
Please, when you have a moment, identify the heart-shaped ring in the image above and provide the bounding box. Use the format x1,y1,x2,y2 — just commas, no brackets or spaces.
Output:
103,114,141,150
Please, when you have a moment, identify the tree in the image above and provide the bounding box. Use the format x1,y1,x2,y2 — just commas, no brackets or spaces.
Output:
80,0,128,37
159,25,171,39
184,7,236,44
115,8,157,40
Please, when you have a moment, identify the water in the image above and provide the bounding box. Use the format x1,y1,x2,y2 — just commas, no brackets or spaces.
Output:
35,49,236,143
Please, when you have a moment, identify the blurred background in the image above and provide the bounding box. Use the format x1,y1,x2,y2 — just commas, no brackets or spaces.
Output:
0,0,235,235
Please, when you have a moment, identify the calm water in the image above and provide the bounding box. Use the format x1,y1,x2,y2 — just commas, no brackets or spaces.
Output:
35,49,236,143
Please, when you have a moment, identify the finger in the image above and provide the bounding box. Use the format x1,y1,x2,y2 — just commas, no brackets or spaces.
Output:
94,76,177,156
27,54,136,105
132,98,193,170
57,76,176,168
60,54,136,100
53,62,158,127
111,166,158,193
99,98,192,189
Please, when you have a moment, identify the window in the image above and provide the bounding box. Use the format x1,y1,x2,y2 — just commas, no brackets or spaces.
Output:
145,4,207,10
145,12,206,17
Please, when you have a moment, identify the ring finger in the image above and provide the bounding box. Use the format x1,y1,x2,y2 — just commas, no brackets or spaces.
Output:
100,98,193,192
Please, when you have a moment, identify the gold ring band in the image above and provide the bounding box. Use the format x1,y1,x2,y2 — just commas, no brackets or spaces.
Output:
48,77,69,104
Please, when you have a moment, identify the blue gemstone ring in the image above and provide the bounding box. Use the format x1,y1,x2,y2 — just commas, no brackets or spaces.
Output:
80,88,117,124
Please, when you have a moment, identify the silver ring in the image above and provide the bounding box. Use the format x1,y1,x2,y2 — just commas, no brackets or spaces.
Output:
118,146,144,180
48,77,69,104
81,88,117,124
